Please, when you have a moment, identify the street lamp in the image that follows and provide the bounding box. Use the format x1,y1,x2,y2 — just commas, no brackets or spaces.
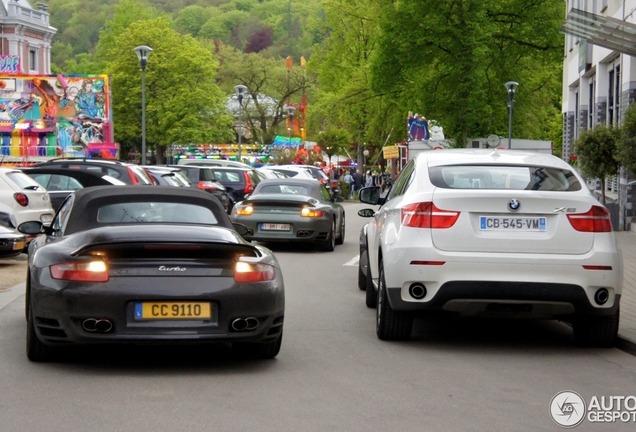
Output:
234,84,248,162
505,81,519,149
285,105,296,146
134,45,153,165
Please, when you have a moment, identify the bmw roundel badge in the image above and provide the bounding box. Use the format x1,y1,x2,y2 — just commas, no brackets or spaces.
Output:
508,199,520,211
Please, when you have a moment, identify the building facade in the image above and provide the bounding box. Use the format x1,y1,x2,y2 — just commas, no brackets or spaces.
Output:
562,0,636,230
0,0,55,75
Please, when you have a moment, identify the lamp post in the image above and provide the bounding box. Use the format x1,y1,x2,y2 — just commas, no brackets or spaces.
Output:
134,45,153,165
505,81,519,149
234,84,247,162
285,105,296,146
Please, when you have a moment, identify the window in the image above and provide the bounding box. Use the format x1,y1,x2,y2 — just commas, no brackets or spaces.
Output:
29,48,37,72
608,64,621,126
97,202,217,224
588,79,595,129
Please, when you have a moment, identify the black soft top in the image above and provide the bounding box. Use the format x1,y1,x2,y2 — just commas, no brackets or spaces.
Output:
65,186,232,234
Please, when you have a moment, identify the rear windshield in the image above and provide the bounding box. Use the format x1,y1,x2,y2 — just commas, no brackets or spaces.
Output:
429,165,582,191
97,202,218,224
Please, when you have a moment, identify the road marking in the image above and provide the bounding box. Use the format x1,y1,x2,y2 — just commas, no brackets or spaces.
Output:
344,255,359,266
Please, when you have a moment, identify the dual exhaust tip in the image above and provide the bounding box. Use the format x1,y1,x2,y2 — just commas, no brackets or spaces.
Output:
232,317,259,331
82,318,113,333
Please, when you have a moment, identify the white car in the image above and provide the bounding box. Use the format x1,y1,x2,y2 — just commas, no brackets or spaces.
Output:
358,149,623,347
0,168,54,232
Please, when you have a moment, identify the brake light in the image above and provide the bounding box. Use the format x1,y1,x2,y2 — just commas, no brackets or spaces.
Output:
14,192,29,207
301,207,324,217
128,167,140,185
234,204,253,216
50,261,109,282
234,262,275,282
567,206,612,232
243,172,255,193
331,181,339,189
198,181,220,191
401,202,459,228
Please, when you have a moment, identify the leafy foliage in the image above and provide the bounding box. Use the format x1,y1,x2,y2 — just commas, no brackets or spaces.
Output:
617,102,636,177
574,125,621,203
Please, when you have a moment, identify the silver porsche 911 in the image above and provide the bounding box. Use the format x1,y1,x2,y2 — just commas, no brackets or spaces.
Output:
20,186,284,362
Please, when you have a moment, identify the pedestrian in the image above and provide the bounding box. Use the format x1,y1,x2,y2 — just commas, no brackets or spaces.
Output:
344,171,354,198
365,170,373,187
352,169,363,198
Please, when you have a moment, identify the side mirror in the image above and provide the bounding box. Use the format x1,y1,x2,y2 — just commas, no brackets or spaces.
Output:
18,221,45,235
358,208,375,218
359,186,383,205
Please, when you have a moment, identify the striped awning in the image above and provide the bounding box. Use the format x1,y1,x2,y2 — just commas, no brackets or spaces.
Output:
561,8,636,57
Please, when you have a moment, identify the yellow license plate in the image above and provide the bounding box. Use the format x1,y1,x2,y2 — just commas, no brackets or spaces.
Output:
134,302,212,320
12,240,26,250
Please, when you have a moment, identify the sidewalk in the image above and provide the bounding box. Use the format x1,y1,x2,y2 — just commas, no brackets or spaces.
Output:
615,231,636,354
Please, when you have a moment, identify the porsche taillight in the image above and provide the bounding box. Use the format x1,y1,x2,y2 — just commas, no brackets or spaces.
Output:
300,207,324,217
401,202,459,228
234,204,253,216
14,192,29,207
234,262,275,282
50,261,109,282
567,205,612,232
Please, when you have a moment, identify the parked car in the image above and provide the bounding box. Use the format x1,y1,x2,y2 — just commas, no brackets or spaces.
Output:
272,164,342,197
19,185,285,362
20,167,126,211
231,178,345,251
143,166,192,188
167,165,230,212
206,166,263,210
256,166,290,179
0,225,27,258
176,158,252,169
0,168,54,233
33,158,155,185
358,149,623,347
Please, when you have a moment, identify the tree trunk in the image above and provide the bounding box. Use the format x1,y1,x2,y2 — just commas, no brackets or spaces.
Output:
601,178,606,204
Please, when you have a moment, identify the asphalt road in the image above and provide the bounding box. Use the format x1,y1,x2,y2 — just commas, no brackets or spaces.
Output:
0,203,635,431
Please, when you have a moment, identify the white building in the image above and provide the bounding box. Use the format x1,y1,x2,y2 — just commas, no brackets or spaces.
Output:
562,0,636,230
0,0,56,74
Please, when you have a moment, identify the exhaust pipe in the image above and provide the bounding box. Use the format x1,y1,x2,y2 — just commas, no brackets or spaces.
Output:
231,317,260,331
409,283,427,300
594,288,609,305
82,318,113,333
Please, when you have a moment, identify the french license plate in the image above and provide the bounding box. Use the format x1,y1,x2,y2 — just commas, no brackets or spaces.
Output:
260,223,291,231
479,216,547,231
134,302,212,320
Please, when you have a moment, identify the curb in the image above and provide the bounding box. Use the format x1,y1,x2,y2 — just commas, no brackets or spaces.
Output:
616,336,636,356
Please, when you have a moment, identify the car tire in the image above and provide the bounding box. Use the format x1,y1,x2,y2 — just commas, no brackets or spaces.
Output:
358,264,366,290
27,306,56,362
376,260,412,340
335,214,345,245
233,330,283,359
320,220,336,252
572,308,620,348
365,265,377,308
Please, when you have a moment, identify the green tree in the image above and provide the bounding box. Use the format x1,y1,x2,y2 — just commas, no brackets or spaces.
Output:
617,102,636,177
574,125,621,204
215,43,308,145
319,128,351,173
107,17,233,163
369,0,563,146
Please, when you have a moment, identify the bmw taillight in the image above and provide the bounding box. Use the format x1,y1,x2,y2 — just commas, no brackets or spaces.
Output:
243,173,255,193
14,192,29,207
234,261,275,282
401,202,459,228
300,207,324,217
50,261,109,282
567,206,612,232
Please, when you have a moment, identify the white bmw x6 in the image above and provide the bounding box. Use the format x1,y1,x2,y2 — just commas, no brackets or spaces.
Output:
358,149,623,347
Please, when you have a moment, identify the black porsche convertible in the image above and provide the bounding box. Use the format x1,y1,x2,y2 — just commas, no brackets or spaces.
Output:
19,186,285,362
